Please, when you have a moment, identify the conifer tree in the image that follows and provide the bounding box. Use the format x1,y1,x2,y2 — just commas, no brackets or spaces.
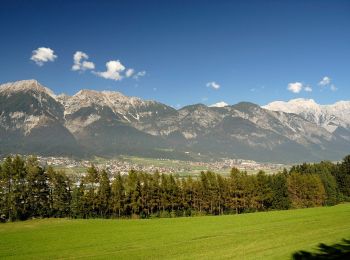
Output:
83,165,99,217
26,156,50,218
111,172,125,217
98,169,111,217
256,171,273,211
70,182,84,218
47,167,72,217
271,173,290,210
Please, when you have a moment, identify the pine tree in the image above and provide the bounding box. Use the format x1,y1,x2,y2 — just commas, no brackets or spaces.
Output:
111,172,125,217
47,167,71,217
126,170,142,217
1,157,14,220
0,161,5,221
229,168,246,214
271,173,290,210
256,171,273,211
98,169,111,217
26,156,50,218
319,171,339,206
70,182,84,218
336,155,350,198
216,174,228,215
11,155,28,220
160,174,170,214
149,171,161,216
83,165,100,217
168,174,179,216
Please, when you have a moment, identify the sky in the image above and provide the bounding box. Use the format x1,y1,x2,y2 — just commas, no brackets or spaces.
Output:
0,0,349,107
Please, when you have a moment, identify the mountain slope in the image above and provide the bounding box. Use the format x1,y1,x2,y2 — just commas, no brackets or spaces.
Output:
0,80,349,163
0,80,82,156
263,98,350,133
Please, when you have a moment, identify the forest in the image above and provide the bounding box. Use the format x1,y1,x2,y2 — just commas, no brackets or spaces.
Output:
0,155,349,221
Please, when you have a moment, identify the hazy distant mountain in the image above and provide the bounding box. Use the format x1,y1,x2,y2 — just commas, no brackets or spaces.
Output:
0,80,349,163
263,98,350,133
263,98,350,142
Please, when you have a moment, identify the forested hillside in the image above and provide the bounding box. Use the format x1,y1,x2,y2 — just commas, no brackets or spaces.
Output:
1,155,349,221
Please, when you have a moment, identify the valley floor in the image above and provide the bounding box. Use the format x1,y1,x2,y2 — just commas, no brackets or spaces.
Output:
1,204,350,259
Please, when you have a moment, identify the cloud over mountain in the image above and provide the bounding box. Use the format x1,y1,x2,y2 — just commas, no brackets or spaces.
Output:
133,71,146,79
94,60,145,81
94,60,126,81
319,76,331,86
72,51,95,71
30,47,57,66
287,82,303,93
206,81,220,90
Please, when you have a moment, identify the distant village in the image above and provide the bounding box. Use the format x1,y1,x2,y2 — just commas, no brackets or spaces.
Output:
4,155,288,176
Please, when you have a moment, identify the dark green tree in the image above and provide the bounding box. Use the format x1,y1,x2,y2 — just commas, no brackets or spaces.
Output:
271,173,290,210
70,182,84,218
82,165,99,217
111,172,125,217
26,156,50,218
98,169,111,217
336,155,350,199
255,171,273,211
47,167,72,217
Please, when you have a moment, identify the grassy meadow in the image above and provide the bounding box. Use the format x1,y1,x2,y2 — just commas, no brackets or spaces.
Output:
1,204,350,259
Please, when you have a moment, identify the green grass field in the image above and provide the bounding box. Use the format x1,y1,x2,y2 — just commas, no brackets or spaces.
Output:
1,204,350,259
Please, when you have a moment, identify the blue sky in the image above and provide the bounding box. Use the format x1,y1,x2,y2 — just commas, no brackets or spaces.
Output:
0,0,349,107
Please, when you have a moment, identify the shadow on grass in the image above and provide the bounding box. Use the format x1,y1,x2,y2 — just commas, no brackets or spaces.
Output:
293,239,350,259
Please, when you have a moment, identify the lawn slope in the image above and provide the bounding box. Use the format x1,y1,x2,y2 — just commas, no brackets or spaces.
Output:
1,204,350,259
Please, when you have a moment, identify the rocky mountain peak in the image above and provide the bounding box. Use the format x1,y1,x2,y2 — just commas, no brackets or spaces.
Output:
332,100,350,110
232,102,262,111
263,99,320,113
1,79,349,162
263,98,350,133
0,79,56,99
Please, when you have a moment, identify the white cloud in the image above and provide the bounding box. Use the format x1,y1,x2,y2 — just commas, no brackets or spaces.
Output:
94,60,126,81
304,85,312,92
82,61,95,70
72,51,95,71
133,70,146,79
287,82,303,93
31,47,57,66
92,58,144,81
126,68,135,78
206,81,220,90
318,76,331,86
318,76,338,91
209,101,228,107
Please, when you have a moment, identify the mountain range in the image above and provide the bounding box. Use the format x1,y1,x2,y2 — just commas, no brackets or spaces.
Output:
0,79,349,163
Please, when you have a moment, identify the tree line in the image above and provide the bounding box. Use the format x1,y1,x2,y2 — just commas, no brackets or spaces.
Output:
0,155,349,221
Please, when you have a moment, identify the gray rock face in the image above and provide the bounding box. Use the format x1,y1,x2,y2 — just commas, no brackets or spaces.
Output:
263,98,350,133
0,80,349,163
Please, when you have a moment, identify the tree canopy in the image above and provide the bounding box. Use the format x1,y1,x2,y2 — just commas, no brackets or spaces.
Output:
1,155,349,222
